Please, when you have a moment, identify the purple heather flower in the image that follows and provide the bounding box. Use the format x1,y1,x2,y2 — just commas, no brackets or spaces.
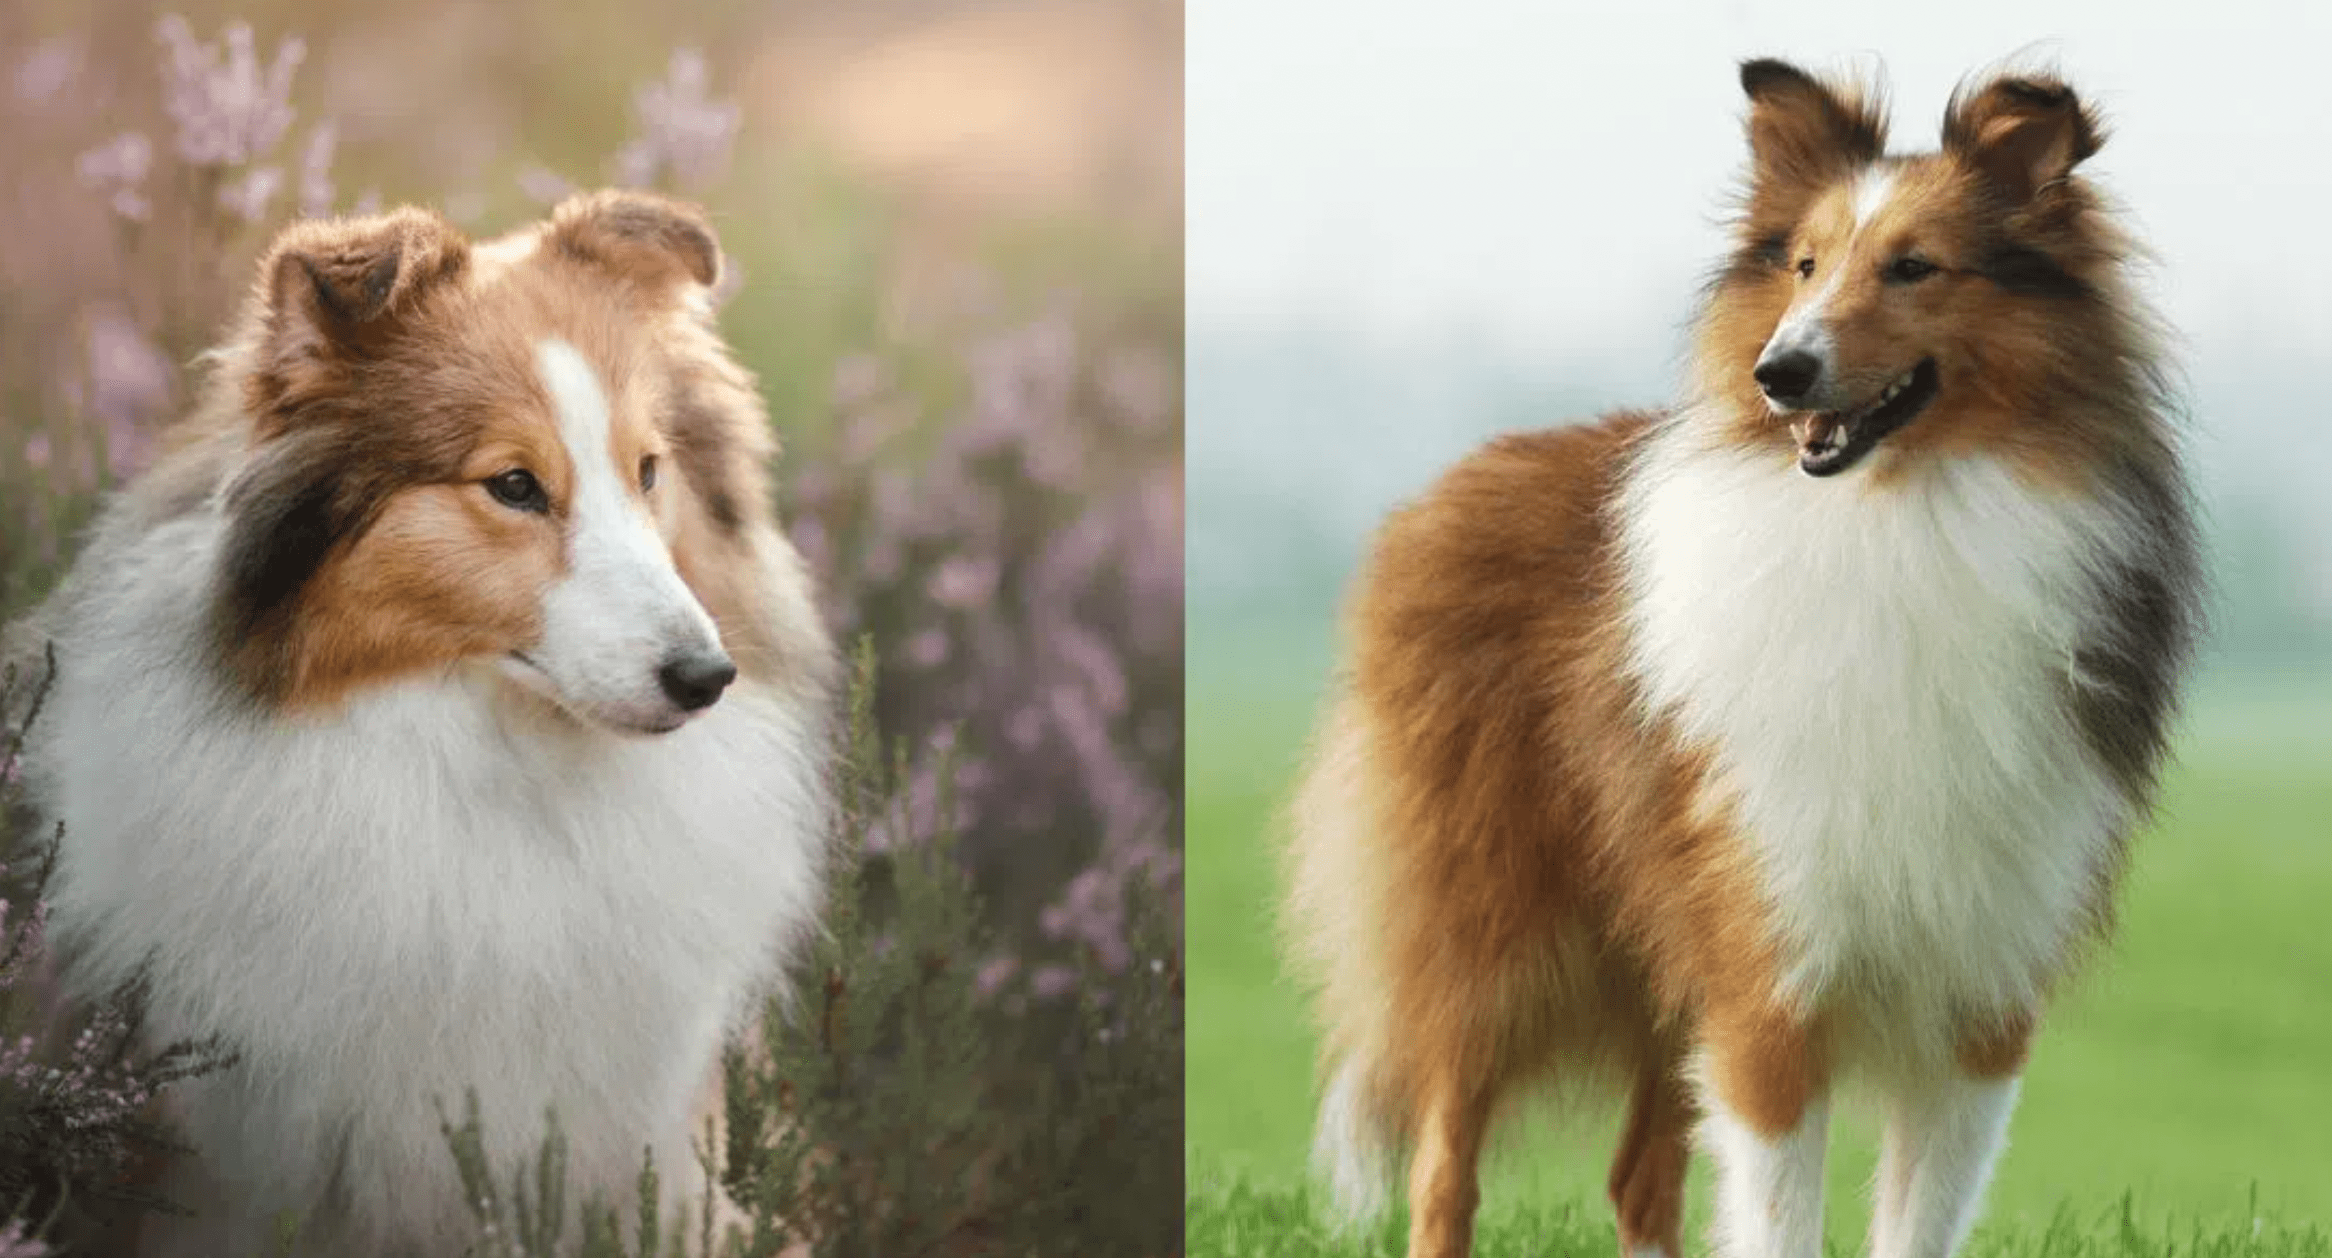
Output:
75,133,154,222
974,956,1020,998
1029,965,1079,1001
1041,867,1128,972
516,164,576,207
831,354,888,412
962,318,1080,475
837,400,915,465
296,120,337,218
1042,619,1129,719
613,49,738,191
868,467,929,545
782,306,1181,993
83,312,172,478
789,515,832,583
884,743,992,850
155,15,304,168
1005,704,1046,753
1124,470,1186,647
927,554,1000,612
13,38,81,107
1099,347,1175,435
861,537,904,584
906,628,950,669
216,165,283,224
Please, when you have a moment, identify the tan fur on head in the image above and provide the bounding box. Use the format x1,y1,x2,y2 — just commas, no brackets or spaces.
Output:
1694,59,2154,493
127,192,828,713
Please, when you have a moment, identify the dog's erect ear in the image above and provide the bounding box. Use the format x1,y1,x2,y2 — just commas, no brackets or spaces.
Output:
1942,74,2102,203
547,190,721,293
1739,58,1888,187
248,207,470,428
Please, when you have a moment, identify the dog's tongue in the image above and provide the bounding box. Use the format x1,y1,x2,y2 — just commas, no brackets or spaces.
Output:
1792,412,1850,460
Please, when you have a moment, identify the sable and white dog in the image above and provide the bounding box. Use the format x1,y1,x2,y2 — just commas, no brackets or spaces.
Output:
3,191,837,1256
1285,61,2202,1258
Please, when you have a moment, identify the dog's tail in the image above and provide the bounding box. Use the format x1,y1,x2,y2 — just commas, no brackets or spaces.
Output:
1311,1050,1397,1223
1282,691,1403,1225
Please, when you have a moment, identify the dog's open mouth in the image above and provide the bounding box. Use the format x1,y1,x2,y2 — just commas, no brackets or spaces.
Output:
1790,358,1938,477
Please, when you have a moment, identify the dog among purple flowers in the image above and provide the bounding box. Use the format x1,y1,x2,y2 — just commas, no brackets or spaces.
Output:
3,190,836,1256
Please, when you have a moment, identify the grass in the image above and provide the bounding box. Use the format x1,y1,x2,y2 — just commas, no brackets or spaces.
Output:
1187,1177,2332,1258
1186,613,2332,1252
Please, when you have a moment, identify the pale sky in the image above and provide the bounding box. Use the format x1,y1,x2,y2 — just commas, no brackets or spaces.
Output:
1190,0,2332,377
1187,0,2332,615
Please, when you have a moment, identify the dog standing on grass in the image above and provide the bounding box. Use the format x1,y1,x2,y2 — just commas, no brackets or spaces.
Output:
1283,60,2201,1258
3,191,837,1256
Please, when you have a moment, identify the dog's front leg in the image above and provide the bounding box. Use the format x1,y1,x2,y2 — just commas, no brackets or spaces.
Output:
1695,1003,1831,1258
1867,1015,2031,1258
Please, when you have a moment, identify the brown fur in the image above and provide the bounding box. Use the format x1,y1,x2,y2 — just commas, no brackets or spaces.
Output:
100,191,832,713
1700,65,2145,496
1282,59,2199,1258
1292,420,1808,1258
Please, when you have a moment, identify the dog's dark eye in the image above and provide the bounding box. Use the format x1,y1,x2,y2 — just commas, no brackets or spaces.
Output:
1887,256,1939,284
1795,257,1817,278
639,454,659,492
486,469,549,513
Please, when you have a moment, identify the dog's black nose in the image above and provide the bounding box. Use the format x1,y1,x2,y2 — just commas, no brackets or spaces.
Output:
657,650,737,712
1754,350,1821,403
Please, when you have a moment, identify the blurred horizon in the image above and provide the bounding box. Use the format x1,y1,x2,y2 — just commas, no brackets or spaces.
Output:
1188,1,2332,676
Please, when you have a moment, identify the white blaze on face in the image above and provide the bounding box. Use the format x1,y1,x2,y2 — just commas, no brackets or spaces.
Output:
525,337,725,733
1758,168,1899,412
1848,167,1899,227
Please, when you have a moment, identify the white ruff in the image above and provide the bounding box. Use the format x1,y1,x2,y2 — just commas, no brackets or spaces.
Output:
26,515,828,1254
1618,416,2138,1026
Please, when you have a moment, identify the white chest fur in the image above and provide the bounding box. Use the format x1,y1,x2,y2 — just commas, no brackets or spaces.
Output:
1618,421,2139,1028
26,516,828,1248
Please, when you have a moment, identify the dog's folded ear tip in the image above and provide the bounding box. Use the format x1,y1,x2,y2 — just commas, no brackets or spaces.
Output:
258,208,471,331
548,188,722,291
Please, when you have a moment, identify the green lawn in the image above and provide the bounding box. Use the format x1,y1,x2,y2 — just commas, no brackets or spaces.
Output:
1187,614,2332,1251
1187,1179,2332,1258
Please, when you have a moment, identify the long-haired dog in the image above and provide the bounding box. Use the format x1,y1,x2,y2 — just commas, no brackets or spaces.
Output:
1284,59,2201,1258
3,191,837,1256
